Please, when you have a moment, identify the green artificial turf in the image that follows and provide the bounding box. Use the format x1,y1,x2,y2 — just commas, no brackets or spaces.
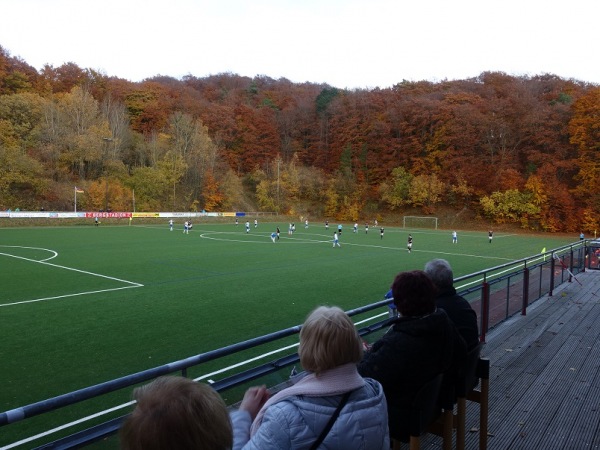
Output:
0,221,575,447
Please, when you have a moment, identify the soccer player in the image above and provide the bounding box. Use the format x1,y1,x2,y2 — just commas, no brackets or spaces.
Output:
365,223,369,234
183,221,189,234
235,218,239,226
333,232,341,247
254,219,258,228
305,219,309,229
270,232,277,243
276,226,280,240
354,223,358,233
337,224,342,235
452,230,457,244
325,220,329,230
380,227,384,239
407,234,413,253
95,217,99,226
169,219,173,231
245,221,250,233
488,230,493,243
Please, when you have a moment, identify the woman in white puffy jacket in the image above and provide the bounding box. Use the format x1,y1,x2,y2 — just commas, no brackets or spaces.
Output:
231,306,389,450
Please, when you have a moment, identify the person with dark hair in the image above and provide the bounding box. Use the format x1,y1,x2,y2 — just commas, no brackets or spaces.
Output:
120,376,232,450
358,270,467,441
424,258,479,350
232,306,389,449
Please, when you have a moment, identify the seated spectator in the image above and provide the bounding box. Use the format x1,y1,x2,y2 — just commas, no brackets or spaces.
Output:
120,376,232,450
232,306,389,450
424,258,480,350
358,270,467,441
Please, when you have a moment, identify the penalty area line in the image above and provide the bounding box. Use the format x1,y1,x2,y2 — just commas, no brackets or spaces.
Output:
0,285,143,308
0,253,144,308
1,252,144,286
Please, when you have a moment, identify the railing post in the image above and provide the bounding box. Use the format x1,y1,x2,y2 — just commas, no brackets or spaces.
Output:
522,266,529,315
569,248,574,280
549,253,556,296
480,281,490,343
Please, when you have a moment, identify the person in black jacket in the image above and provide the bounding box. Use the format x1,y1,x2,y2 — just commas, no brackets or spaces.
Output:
424,259,479,350
358,270,467,441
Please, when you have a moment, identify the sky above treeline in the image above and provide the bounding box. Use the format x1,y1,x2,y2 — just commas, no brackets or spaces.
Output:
2,0,599,89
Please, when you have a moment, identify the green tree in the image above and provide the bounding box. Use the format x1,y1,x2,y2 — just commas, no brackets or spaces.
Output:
126,166,170,211
256,179,276,211
157,151,188,210
0,140,45,209
0,92,44,146
379,166,413,209
480,189,541,227
409,174,445,213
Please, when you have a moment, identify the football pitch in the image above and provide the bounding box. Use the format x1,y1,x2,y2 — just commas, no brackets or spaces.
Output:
0,221,575,441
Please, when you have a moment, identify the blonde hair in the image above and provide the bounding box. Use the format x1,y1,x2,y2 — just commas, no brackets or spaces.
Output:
298,306,363,374
120,376,232,450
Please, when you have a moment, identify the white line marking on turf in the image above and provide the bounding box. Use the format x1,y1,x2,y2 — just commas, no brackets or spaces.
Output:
0,251,143,308
0,286,142,308
199,231,326,244
0,245,58,262
197,231,515,261
0,401,137,450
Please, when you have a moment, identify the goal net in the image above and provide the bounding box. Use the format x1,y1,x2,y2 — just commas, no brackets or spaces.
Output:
403,216,438,229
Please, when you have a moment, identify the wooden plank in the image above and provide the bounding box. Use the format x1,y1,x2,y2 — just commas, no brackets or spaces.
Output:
420,271,600,450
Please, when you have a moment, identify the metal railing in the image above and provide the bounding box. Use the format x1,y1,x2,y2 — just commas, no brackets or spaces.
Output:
0,241,591,449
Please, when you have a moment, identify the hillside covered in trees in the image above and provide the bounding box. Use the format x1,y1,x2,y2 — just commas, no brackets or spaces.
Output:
0,45,598,232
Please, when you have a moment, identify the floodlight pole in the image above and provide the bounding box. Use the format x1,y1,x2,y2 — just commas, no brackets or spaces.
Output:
74,188,77,213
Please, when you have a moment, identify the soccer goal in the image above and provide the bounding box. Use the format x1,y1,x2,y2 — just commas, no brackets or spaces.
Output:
403,216,438,229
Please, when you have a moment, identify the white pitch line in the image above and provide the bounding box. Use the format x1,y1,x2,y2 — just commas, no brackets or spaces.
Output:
197,231,515,261
0,401,136,450
0,245,58,262
0,252,144,308
1,252,143,286
0,285,142,308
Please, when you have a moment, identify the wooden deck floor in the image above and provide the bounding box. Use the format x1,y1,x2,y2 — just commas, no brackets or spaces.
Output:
424,269,600,450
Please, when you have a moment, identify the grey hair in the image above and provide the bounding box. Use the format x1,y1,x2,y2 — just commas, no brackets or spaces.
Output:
424,259,454,289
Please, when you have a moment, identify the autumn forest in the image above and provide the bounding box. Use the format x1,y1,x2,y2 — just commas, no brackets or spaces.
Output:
0,46,598,232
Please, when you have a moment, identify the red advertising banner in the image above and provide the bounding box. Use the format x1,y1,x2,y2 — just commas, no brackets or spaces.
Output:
85,212,132,218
